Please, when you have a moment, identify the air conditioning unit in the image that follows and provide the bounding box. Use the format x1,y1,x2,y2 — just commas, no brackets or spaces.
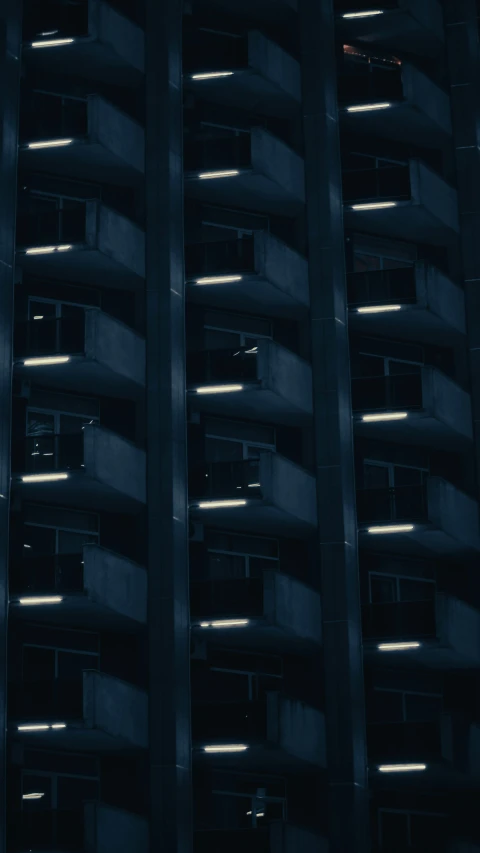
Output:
189,521,204,542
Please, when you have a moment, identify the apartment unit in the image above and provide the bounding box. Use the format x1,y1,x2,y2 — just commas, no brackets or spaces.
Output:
0,0,479,851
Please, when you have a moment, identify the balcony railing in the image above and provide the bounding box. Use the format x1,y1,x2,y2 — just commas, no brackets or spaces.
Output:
23,0,89,40
7,809,84,852
362,599,436,640
347,266,417,307
338,66,403,104
20,92,88,142
185,237,255,279
10,553,84,595
191,578,264,619
16,207,87,248
343,165,410,203
188,347,258,386
193,698,268,742
14,316,86,358
351,373,423,412
195,829,272,853
13,433,85,475
9,677,84,719
185,134,252,173
356,485,428,524
367,720,442,762
189,459,262,501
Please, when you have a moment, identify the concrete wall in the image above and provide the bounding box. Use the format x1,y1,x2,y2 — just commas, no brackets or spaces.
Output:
260,453,317,527
268,693,326,766
85,309,145,388
410,160,460,234
422,367,472,441
257,340,312,415
90,203,145,279
84,803,148,853
251,129,305,204
94,0,145,73
89,96,145,174
437,594,480,666
83,544,147,624
422,262,466,335
263,570,322,645
83,670,148,748
255,231,309,308
83,424,146,504
403,65,451,136
428,478,480,551
248,31,301,103
403,0,444,43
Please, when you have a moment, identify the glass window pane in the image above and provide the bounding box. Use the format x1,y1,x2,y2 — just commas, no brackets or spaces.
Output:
380,811,409,850
399,578,435,602
207,551,247,579
27,412,55,436
22,774,52,810
364,464,390,490
23,525,56,556
57,777,99,810
370,575,397,603
205,438,243,463
405,693,442,722
23,646,56,681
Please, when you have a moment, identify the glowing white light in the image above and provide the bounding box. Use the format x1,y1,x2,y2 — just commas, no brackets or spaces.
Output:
192,71,234,80
18,724,48,731
57,244,72,251
196,385,244,395
203,744,248,753
31,38,74,47
33,315,44,320
25,244,72,255
23,356,71,366
22,793,45,800
27,139,73,149
347,102,391,112
198,499,247,509
195,275,243,285
361,412,408,423
351,201,398,211
248,483,261,488
342,10,384,18
21,473,69,483
367,524,414,534
198,170,240,180
246,811,265,817
19,596,63,606
378,641,421,651
357,304,402,314
200,619,250,628
51,723,67,729
378,763,426,773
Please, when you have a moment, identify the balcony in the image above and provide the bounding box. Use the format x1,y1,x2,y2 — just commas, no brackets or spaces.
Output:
191,572,322,652
185,28,300,117
12,425,146,512
9,670,148,751
193,693,326,769
10,544,147,630
357,478,480,556
14,310,145,399
16,202,145,289
7,804,148,853
362,596,480,668
19,93,144,185
185,232,309,317
352,369,472,449
189,453,317,535
347,262,466,345
187,341,312,425
195,0,297,20
339,62,451,147
342,161,459,245
22,0,144,85
335,0,444,57
195,825,326,853
184,129,305,216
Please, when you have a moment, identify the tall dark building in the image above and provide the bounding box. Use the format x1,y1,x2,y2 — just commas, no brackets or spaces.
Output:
0,0,479,851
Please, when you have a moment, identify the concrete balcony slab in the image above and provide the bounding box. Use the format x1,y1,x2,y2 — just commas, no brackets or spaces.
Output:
336,0,444,57
195,825,326,853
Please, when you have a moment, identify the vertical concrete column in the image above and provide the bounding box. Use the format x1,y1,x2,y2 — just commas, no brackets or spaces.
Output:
298,2,369,851
145,1,192,851
445,1,480,498
0,3,20,851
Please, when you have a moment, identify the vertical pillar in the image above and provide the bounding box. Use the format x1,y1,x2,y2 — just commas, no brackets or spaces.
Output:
445,0,480,499
145,1,192,851
299,2,369,851
0,2,21,851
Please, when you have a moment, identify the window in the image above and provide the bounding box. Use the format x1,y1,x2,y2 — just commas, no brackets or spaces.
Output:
22,641,98,682
363,461,428,490
204,311,272,352
206,531,279,581
21,769,98,812
369,573,435,604
379,809,446,851
211,787,285,829
371,688,442,723
23,509,98,558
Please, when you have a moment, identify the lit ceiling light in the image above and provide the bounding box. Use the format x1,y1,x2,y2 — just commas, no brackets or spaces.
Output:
196,384,244,395
27,139,73,149
346,102,391,112
351,201,397,211
200,619,250,628
191,71,234,80
195,275,243,285
31,37,74,47
246,811,265,817
25,244,72,255
378,641,421,651
23,356,71,366
21,473,69,483
357,304,402,314
361,412,408,423
342,10,384,18
51,723,67,729
57,244,72,251
248,483,260,488
197,499,247,509
367,524,414,534
22,793,45,800
18,596,63,606
203,744,248,753
33,315,44,320
198,170,240,180
378,763,426,773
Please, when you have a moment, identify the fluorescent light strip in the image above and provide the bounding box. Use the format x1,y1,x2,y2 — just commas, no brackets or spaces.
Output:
203,744,248,753
18,722,66,731
23,355,71,366
196,384,243,395
200,619,250,628
367,524,414,534
22,793,45,800
357,304,401,314
342,10,384,18
198,170,240,180
31,37,74,47
192,71,234,80
21,472,69,483
347,102,391,112
18,596,63,606
378,641,421,651
25,244,72,255
198,499,247,509
351,201,397,211
361,412,408,423
27,138,73,149
195,275,243,285
378,763,426,773
248,483,260,488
